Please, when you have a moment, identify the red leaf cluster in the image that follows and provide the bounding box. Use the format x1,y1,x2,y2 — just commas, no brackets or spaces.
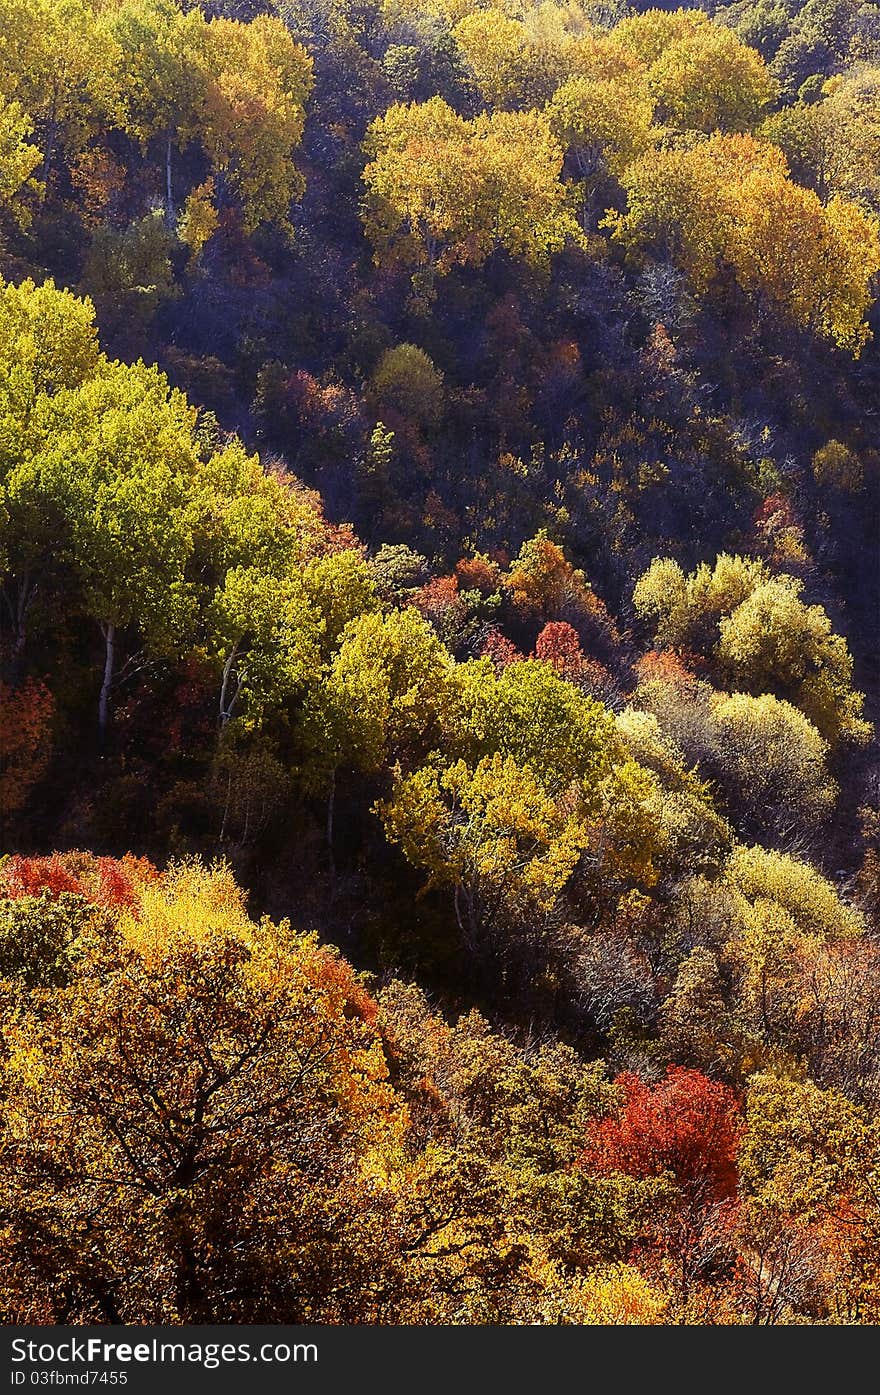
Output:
0,853,156,912
583,1067,742,1208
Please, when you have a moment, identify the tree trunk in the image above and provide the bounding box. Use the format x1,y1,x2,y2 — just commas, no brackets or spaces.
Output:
218,642,241,727
326,770,336,847
40,85,60,197
165,134,174,227
326,769,336,874
98,621,116,736
3,574,33,683
14,579,30,657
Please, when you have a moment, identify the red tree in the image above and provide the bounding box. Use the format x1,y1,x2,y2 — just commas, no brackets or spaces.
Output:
1,853,155,911
534,620,585,678
0,679,54,829
480,627,523,672
583,1067,742,1208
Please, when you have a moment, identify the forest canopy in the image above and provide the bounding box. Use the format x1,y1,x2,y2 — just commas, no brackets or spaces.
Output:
0,0,879,1327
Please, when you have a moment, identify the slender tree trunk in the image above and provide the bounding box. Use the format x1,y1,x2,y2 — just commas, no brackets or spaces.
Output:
219,642,241,727
326,770,336,847
326,769,336,874
98,621,115,735
40,85,60,197
219,766,233,842
165,133,174,228
2,574,33,682
14,578,30,657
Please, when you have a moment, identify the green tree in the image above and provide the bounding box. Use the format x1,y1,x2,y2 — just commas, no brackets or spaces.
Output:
0,277,101,659
379,751,590,966
634,555,870,744
300,606,454,783
42,359,201,732
448,656,617,797
207,565,323,730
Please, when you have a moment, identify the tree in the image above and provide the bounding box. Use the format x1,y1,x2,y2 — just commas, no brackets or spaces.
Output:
0,889,92,987
195,13,314,232
724,843,864,942
300,606,454,783
658,948,738,1076
4,858,590,1323
739,1072,880,1321
717,577,870,744
206,565,323,729
505,531,619,655
811,439,863,493
819,67,880,208
548,70,657,191
534,620,610,691
44,359,201,733
0,274,100,408
302,549,379,657
453,5,631,109
193,437,334,581
370,343,445,428
0,860,411,1323
612,133,880,353
613,706,733,876
0,0,118,180
3,278,345,739
177,177,218,263
0,96,41,227
103,3,313,232
0,277,102,660
759,67,880,209
447,655,618,796
362,97,583,280
568,1264,669,1324
378,751,590,970
453,10,534,108
100,0,205,222
646,21,777,133
584,1066,742,1210
613,8,708,66
707,691,836,844
80,211,178,340
633,554,870,744
0,678,53,839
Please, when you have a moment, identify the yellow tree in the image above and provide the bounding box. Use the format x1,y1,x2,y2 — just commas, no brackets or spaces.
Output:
102,3,313,232
646,22,776,133
99,0,206,223
739,1073,880,1322
0,97,41,228
549,74,656,179
452,3,598,108
379,751,590,965
0,0,118,181
717,576,871,745
612,7,707,65
633,554,870,744
612,134,880,354
362,97,584,279
0,859,411,1323
453,10,534,107
196,14,313,233
548,72,657,227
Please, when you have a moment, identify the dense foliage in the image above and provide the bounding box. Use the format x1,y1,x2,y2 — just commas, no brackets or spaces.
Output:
0,0,878,1325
